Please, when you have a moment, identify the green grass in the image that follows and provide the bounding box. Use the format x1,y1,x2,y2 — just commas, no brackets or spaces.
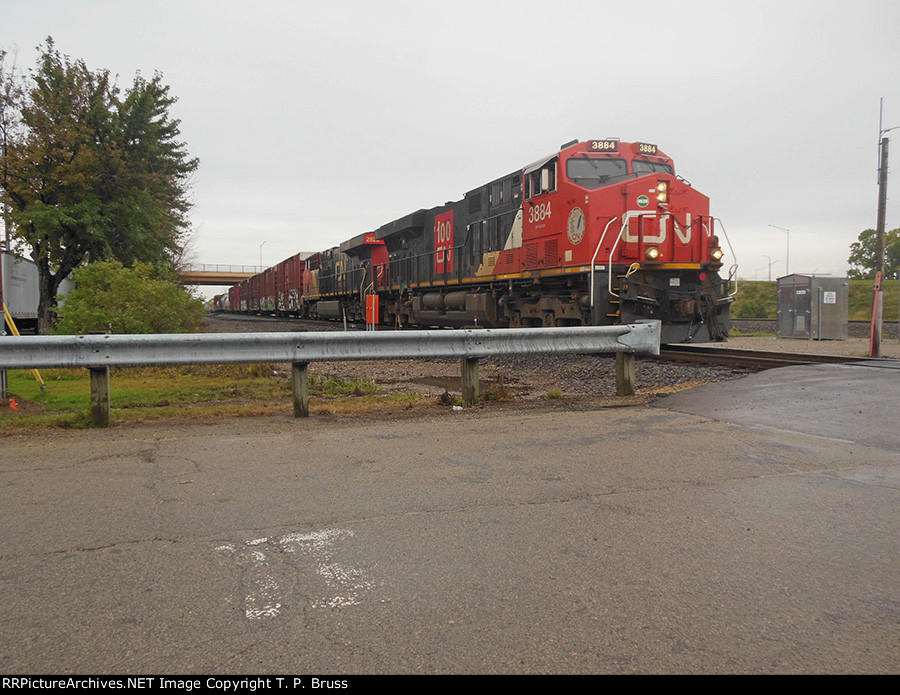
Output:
731,281,778,319
847,279,899,321
311,374,378,397
0,365,414,431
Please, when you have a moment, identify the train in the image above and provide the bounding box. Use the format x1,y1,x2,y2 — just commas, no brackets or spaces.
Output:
215,139,736,343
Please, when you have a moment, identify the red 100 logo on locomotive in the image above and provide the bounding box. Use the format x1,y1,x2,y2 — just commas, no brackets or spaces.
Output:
434,210,454,274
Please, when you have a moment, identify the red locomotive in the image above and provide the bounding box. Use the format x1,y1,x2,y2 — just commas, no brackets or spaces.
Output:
219,139,735,343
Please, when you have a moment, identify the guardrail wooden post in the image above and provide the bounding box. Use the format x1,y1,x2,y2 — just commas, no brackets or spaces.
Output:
615,352,635,396
292,362,310,417
461,357,479,407
90,367,111,427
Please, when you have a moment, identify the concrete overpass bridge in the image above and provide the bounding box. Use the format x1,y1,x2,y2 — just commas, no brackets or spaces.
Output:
180,264,264,286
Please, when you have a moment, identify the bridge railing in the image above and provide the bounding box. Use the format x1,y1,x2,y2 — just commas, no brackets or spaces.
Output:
1,322,661,426
181,264,266,274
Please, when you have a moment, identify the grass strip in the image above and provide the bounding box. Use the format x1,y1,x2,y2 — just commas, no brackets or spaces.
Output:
0,365,420,431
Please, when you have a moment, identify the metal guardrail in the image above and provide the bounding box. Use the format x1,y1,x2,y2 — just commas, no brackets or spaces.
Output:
2,324,661,368
1,322,661,426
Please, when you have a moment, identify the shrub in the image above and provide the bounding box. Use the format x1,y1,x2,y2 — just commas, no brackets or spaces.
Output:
52,261,206,334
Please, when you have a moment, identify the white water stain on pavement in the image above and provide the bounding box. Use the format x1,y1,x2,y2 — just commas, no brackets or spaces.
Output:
214,528,375,620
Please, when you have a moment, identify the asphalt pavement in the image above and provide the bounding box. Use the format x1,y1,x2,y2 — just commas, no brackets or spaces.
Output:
0,362,897,674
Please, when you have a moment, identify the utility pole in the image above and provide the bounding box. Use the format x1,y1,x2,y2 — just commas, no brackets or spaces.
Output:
871,136,888,357
872,99,896,357
768,225,790,276
761,255,777,282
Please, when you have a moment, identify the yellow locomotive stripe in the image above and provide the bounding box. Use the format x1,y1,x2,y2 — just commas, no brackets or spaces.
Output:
651,263,703,270
303,262,705,299
391,265,596,290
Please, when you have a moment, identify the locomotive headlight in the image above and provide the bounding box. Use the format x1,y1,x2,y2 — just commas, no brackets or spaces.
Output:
709,235,724,264
656,181,668,203
645,246,660,261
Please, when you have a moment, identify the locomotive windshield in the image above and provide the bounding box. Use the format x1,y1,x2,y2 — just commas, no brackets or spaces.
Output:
565,156,628,189
567,154,675,190
632,160,674,175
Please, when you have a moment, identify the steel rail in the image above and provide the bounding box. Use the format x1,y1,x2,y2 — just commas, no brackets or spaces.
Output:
657,344,877,370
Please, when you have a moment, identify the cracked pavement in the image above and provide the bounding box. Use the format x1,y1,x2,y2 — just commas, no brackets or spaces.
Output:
0,364,898,673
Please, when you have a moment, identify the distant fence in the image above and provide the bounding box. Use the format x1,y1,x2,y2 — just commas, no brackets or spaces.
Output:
1,322,661,426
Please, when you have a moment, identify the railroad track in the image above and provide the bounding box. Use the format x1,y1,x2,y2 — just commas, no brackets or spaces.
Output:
657,344,876,370
208,313,894,372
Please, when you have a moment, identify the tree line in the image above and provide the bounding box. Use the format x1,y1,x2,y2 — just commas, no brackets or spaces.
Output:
847,228,900,280
1,38,199,331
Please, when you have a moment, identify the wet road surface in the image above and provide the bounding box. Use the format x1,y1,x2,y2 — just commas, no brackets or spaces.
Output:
0,362,897,673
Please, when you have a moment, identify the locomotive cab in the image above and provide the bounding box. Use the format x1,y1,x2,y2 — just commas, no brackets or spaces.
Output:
551,140,734,342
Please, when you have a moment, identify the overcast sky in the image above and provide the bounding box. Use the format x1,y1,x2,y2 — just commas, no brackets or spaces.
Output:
5,0,900,293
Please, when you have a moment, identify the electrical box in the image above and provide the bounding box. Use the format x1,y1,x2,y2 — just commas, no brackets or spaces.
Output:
776,274,848,340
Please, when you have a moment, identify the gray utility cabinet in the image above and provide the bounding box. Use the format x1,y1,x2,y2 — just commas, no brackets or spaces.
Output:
776,274,848,340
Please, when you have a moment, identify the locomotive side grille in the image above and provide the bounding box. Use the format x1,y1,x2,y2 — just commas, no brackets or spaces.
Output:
544,239,558,266
525,243,539,269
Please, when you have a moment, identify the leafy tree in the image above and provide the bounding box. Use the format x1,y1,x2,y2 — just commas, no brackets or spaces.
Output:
0,39,198,329
847,228,900,280
51,260,205,334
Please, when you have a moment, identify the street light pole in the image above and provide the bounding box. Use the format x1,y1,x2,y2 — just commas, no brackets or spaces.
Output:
769,224,790,276
259,241,266,269
761,254,777,282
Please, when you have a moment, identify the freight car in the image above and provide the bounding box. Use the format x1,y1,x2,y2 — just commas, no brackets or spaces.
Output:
1,251,74,334
227,139,736,343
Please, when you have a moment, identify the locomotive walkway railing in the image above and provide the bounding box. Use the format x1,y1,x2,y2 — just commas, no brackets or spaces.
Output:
1,322,661,427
